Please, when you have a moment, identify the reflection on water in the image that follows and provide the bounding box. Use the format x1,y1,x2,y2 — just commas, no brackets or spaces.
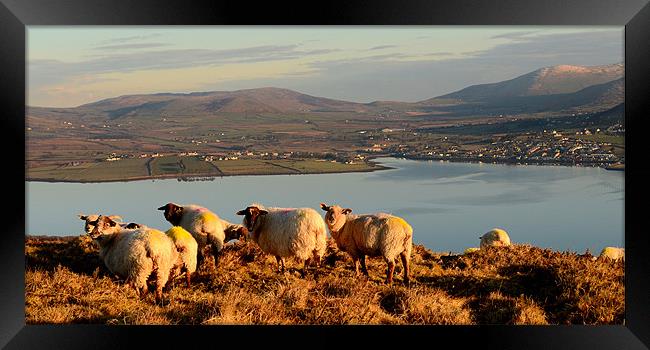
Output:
26,157,624,254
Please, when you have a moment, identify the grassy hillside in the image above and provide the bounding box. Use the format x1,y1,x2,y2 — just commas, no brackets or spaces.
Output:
25,236,624,325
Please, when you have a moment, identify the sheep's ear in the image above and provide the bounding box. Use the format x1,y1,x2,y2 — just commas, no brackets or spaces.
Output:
259,210,269,215
342,208,352,214
320,203,329,211
125,223,140,229
79,215,87,221
157,204,169,211
236,209,247,215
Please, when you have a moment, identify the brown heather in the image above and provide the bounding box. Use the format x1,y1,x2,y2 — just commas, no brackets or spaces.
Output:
25,236,624,325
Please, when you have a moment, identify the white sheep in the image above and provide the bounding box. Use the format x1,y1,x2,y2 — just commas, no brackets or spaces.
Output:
79,214,142,233
319,203,413,284
87,215,178,303
236,204,327,276
479,228,511,248
599,247,625,261
165,226,199,287
157,203,247,268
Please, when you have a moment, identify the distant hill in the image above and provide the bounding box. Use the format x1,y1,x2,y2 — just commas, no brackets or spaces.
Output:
72,87,372,119
428,63,623,103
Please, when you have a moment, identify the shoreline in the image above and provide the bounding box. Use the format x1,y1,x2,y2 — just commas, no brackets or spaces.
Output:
397,155,624,171
24,156,623,184
25,161,394,184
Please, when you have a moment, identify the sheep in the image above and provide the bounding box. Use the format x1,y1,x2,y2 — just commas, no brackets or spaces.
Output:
165,226,198,287
236,204,327,276
157,203,248,268
599,247,625,261
79,214,142,234
319,203,413,284
87,215,178,304
479,228,511,248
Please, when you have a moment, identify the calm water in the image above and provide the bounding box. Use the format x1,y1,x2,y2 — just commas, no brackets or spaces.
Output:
26,157,624,253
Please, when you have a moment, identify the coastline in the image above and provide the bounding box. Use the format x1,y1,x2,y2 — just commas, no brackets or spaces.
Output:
398,155,624,171
25,161,394,184
24,156,624,184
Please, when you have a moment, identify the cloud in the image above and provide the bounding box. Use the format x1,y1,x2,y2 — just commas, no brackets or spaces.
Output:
369,45,397,50
29,45,336,88
100,33,163,44
93,43,170,50
490,31,539,41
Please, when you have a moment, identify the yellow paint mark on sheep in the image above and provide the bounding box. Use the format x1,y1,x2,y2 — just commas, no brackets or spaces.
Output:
144,228,167,245
198,212,218,224
389,216,412,231
166,226,192,242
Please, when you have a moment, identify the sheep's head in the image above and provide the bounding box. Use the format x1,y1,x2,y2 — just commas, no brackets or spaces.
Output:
236,205,268,233
320,203,351,233
157,203,184,226
79,214,122,234
225,225,249,242
88,215,121,241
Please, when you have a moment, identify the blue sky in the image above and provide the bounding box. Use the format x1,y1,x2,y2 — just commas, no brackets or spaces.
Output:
28,26,623,107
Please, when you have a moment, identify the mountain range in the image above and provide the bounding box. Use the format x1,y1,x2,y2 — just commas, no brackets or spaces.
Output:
29,63,623,119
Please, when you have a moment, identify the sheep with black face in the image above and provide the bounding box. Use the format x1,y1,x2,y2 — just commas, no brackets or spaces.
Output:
79,214,142,234
236,204,327,277
157,203,247,269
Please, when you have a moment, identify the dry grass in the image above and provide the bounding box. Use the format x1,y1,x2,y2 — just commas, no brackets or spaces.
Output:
25,236,624,325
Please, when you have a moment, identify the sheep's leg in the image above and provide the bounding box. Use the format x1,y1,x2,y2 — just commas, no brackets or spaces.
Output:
155,286,164,305
197,250,206,269
207,236,224,269
212,247,222,268
183,267,191,288
301,260,307,278
131,281,146,298
352,257,360,276
400,251,410,284
385,258,395,284
275,256,285,273
360,255,369,276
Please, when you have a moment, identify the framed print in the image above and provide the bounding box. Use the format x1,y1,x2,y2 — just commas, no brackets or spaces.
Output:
2,0,649,348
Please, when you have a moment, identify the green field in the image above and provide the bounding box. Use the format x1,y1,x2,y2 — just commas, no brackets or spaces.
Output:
27,158,150,182
27,157,381,182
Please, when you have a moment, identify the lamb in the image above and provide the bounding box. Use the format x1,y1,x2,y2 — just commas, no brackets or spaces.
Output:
599,246,625,261
79,214,142,233
165,226,198,287
157,203,248,268
236,204,327,276
320,203,413,284
87,215,178,304
479,228,511,248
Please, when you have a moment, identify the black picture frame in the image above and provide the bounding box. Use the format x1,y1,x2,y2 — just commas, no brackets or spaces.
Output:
3,0,649,348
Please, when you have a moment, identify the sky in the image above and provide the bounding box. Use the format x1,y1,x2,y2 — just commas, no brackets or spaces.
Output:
27,26,623,108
